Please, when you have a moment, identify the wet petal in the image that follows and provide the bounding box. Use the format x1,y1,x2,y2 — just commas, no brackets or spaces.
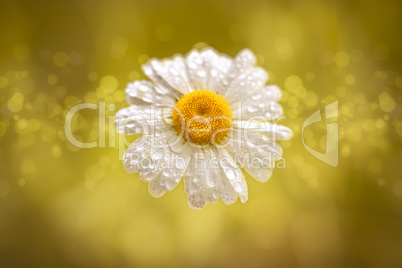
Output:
115,105,172,135
184,147,248,209
225,131,283,182
147,142,191,197
224,67,269,103
143,56,192,95
125,80,176,106
231,85,284,120
214,148,248,203
232,48,257,76
233,120,293,141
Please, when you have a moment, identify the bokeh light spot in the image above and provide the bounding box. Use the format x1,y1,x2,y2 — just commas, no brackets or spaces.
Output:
393,180,402,198
341,145,351,158
378,92,396,113
256,54,264,65
303,91,318,107
114,90,125,103
292,155,304,166
109,37,129,59
346,125,362,142
28,119,41,132
345,74,355,85
284,75,302,92
17,179,26,187
48,74,58,85
305,72,315,81
41,126,57,142
69,51,84,65
295,86,307,98
100,75,118,92
52,145,62,158
88,72,98,81
319,52,333,65
335,86,347,97
64,95,80,108
53,51,69,67
0,76,8,88
275,37,293,60
334,51,350,67
21,159,36,175
377,179,385,186
56,86,67,97
287,96,299,108
7,92,24,113
16,118,28,132
280,90,289,102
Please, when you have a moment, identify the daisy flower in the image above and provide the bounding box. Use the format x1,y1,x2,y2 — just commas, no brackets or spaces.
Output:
115,47,293,209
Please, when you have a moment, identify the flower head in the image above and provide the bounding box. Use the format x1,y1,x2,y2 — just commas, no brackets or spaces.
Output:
172,89,232,145
116,46,293,209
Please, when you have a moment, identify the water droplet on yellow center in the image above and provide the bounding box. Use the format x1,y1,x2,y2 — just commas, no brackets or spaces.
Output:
172,90,232,145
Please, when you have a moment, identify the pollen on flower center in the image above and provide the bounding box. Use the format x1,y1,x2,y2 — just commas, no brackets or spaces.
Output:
172,90,232,145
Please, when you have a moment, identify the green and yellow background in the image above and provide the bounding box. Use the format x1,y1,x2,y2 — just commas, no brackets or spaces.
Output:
1,0,402,267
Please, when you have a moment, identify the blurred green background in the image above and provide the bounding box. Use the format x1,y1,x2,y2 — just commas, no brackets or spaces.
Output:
1,0,402,267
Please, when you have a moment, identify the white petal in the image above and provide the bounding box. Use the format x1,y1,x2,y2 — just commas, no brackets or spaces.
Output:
123,130,172,174
183,147,248,209
123,129,189,186
224,67,269,103
140,48,259,97
214,148,248,203
186,50,210,90
231,48,257,75
259,85,282,101
183,154,207,209
208,48,256,94
122,135,152,174
202,48,234,94
233,120,293,140
115,105,172,135
125,80,176,106
225,131,283,182
148,142,191,197
148,173,166,198
185,47,249,94
143,56,192,95
183,149,220,209
231,85,284,120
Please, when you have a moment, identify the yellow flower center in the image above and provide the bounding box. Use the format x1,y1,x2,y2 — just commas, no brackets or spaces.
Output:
172,90,232,145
